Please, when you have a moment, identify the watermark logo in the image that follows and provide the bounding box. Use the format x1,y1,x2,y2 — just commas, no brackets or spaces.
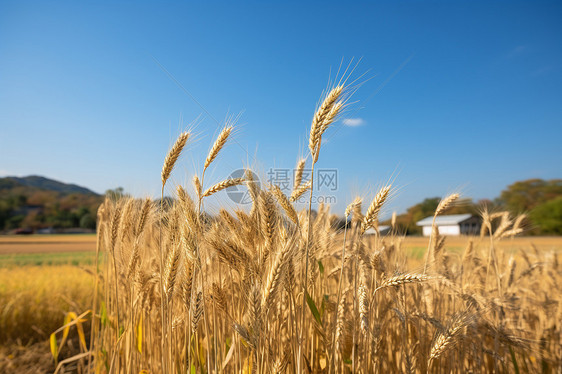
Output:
225,168,338,205
226,169,260,204
318,169,338,191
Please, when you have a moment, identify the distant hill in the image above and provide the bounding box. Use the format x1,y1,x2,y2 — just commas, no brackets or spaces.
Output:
0,176,103,232
0,176,99,196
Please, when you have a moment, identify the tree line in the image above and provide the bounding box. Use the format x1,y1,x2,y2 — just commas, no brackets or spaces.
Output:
1,178,560,235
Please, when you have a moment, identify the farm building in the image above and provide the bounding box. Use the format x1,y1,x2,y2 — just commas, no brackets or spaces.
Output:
416,214,481,236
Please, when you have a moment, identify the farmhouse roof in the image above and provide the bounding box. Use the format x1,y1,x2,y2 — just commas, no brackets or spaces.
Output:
416,214,473,227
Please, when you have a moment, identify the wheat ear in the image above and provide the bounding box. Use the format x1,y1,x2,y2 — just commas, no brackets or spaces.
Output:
176,186,199,232
135,197,152,236
164,244,182,300
361,186,391,235
429,313,471,362
290,180,311,202
358,283,369,336
161,132,190,187
435,193,460,216
293,159,306,191
262,243,292,313
345,197,362,219
204,125,232,171
203,177,245,197
271,185,299,225
191,291,204,331
192,175,202,199
309,85,344,161
259,191,277,247
110,205,122,253
374,273,433,294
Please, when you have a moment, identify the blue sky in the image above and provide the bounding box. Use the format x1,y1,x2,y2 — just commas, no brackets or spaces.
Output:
1,1,561,216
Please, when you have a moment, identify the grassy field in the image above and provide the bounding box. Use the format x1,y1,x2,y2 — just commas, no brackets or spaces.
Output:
0,234,97,267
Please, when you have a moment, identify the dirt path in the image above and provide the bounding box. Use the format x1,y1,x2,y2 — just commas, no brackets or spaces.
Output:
0,235,96,254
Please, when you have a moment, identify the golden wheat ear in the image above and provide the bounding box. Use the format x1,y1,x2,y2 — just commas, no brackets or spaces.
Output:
309,85,344,162
435,193,460,217
345,197,361,219
192,174,202,199
161,132,190,187
293,158,306,191
204,125,233,172
361,185,391,235
270,184,299,225
203,177,245,197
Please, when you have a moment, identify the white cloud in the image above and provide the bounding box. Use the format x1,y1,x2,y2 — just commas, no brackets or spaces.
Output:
531,65,553,77
342,118,365,127
507,45,527,58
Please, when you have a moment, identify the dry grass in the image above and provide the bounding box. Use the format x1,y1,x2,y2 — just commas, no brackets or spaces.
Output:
0,266,94,344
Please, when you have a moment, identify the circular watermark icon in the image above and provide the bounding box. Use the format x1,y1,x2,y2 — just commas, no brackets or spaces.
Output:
226,169,260,204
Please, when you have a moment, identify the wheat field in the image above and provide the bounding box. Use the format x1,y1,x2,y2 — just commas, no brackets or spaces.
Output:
50,84,562,373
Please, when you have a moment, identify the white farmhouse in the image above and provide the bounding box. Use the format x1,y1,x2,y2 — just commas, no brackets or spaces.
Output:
416,214,480,236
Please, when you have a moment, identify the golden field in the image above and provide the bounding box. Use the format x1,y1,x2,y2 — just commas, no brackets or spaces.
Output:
0,265,94,373
0,233,561,372
2,233,560,257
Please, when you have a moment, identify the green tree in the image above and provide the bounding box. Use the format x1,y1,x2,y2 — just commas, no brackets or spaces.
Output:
80,213,96,229
6,214,25,229
499,179,562,213
105,187,127,201
392,197,440,235
530,196,562,235
0,200,12,230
